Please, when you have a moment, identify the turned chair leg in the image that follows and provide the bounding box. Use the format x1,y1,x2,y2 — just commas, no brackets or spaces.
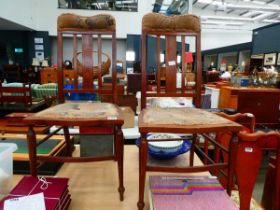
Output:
138,134,148,210
115,126,125,201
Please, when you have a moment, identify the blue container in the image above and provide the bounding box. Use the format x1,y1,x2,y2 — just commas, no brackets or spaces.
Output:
240,78,249,87
64,84,97,101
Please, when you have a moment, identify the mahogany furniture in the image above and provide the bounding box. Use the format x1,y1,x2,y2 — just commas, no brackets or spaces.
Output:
140,13,202,109
3,64,22,83
127,73,141,94
213,112,255,188
0,119,49,134
262,155,277,210
40,68,58,84
23,13,125,201
238,90,280,127
218,86,280,127
0,82,47,113
235,131,280,210
137,13,243,210
0,82,32,107
137,107,243,210
40,68,81,85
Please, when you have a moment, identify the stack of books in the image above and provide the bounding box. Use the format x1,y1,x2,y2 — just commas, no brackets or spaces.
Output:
149,175,238,210
0,176,71,210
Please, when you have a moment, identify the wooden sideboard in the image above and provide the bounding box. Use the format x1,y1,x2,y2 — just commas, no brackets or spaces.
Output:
219,86,280,126
40,68,75,84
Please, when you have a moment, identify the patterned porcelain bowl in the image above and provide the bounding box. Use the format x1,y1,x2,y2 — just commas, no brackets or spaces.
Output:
136,133,192,159
148,133,184,153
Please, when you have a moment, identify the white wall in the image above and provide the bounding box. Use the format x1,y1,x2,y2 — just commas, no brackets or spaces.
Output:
0,0,36,29
0,0,253,51
202,29,253,51
33,0,149,38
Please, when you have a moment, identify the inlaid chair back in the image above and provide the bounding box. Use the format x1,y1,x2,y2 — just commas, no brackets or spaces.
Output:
57,13,117,103
141,13,202,109
236,131,280,210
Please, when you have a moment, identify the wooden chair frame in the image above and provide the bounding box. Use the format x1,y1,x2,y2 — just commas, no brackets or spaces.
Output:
25,14,124,201
137,13,242,210
57,29,117,103
236,131,280,210
141,31,202,109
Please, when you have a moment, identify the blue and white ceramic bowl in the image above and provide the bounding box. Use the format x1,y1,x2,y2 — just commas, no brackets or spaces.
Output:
136,133,192,159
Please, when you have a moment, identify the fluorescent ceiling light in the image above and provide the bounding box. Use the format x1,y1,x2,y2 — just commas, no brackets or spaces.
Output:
263,19,280,23
212,1,223,6
126,51,135,62
226,4,280,11
252,0,266,5
197,0,213,4
202,15,251,21
267,3,280,7
201,20,244,25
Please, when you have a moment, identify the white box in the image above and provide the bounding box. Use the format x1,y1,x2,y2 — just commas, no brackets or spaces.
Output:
0,143,17,196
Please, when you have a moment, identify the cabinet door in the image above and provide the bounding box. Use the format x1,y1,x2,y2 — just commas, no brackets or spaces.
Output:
41,69,57,84
238,91,280,124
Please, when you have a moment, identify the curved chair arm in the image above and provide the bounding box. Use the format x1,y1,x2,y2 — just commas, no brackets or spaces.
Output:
216,112,256,133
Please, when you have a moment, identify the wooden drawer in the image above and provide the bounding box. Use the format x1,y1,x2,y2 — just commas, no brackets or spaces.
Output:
40,68,57,84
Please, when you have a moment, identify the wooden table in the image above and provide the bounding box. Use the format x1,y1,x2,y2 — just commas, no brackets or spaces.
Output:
0,119,50,134
10,146,209,210
137,107,243,210
23,102,125,200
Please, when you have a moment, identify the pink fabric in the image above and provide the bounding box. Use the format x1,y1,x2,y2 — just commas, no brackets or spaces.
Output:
150,176,238,210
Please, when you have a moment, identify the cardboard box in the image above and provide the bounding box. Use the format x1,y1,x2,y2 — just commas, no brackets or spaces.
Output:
120,106,135,128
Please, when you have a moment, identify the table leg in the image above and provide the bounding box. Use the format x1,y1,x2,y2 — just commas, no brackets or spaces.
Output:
227,132,238,195
190,133,197,166
138,133,147,210
115,126,125,201
114,126,118,161
27,125,37,177
63,126,72,156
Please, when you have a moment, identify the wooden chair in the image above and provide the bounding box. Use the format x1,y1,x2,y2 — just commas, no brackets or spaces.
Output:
141,13,202,109
235,131,280,210
24,13,125,201
57,14,117,103
213,112,255,188
137,13,243,210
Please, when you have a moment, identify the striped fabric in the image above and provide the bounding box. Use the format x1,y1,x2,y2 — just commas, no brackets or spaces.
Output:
149,176,238,210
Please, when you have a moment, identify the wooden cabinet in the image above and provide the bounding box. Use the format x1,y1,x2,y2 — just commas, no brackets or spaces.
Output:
40,68,57,84
219,87,238,109
40,69,75,84
219,86,280,126
127,73,141,94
